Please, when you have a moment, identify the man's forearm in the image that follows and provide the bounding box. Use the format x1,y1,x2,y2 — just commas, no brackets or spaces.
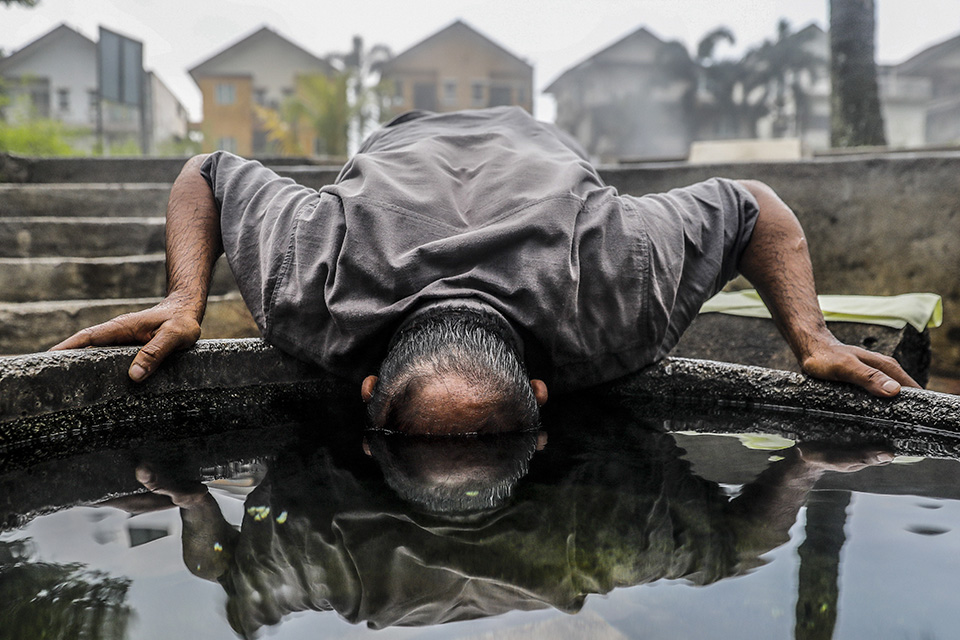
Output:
164,154,223,324
736,179,832,363
735,180,917,396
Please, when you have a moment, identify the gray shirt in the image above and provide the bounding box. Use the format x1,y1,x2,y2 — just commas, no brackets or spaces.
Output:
201,106,758,391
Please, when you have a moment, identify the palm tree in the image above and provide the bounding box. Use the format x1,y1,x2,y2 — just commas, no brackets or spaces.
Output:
694,27,768,140
829,0,886,146
748,20,826,139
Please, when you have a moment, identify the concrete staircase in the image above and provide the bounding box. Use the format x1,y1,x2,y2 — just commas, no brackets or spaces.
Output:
0,155,340,356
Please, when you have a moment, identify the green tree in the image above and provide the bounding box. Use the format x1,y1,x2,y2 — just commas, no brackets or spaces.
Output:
326,36,394,148
255,73,350,157
830,0,886,146
1,0,39,6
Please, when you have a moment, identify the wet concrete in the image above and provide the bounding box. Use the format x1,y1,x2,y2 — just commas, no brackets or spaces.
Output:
1,339,957,441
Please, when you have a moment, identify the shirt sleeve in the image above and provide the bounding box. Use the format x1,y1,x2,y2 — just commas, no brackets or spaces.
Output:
626,177,760,359
200,151,321,333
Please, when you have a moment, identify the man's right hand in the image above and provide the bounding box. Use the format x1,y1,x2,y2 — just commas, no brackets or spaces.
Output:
50,294,202,382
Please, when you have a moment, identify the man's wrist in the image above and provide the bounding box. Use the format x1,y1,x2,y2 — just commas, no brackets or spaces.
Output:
164,288,208,323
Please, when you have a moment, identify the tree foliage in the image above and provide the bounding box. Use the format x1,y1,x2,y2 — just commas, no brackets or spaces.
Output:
0,119,78,155
692,21,824,141
0,0,40,6
254,73,350,157
0,539,133,639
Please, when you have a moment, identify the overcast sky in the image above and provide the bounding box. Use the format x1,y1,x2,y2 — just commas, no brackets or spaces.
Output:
3,0,960,122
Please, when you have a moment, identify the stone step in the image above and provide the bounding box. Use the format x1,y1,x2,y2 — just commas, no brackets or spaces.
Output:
0,153,338,183
0,254,238,302
0,217,165,258
0,293,259,355
0,183,172,218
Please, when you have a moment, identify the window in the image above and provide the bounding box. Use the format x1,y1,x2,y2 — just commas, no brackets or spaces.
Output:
57,88,70,113
217,136,237,153
393,79,404,99
253,88,267,106
442,80,457,106
470,81,485,108
489,84,512,107
413,82,437,111
215,83,236,105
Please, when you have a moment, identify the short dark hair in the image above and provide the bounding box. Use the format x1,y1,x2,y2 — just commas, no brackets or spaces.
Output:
365,429,539,514
367,308,539,434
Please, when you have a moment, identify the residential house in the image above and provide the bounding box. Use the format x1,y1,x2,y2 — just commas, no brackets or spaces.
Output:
544,27,694,162
0,23,189,153
880,32,960,147
379,20,533,118
188,26,336,156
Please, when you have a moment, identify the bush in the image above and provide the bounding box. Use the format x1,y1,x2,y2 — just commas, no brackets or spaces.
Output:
0,119,78,156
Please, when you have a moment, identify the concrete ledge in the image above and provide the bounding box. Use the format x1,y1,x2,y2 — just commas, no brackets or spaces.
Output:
1,339,957,431
0,339,339,423
605,358,960,433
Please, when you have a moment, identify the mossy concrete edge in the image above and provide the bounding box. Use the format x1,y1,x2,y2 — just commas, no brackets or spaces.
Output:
1,338,958,431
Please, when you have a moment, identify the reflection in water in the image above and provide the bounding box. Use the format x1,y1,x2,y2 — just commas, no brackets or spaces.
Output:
0,538,133,639
794,491,850,640
103,395,891,637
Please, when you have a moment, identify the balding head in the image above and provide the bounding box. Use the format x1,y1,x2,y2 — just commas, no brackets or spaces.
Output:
364,308,545,435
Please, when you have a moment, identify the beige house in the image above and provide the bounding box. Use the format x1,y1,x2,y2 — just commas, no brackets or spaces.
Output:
544,27,694,162
379,20,533,117
189,26,336,155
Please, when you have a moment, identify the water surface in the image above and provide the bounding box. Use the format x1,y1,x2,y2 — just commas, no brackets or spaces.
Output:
2,388,959,639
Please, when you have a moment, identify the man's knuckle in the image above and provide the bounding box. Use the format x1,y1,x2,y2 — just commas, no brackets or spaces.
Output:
138,344,163,361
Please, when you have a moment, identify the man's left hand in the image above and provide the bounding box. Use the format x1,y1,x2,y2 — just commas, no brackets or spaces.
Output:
800,341,921,397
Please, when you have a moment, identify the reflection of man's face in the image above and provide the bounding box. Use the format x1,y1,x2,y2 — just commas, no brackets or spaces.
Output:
363,430,547,514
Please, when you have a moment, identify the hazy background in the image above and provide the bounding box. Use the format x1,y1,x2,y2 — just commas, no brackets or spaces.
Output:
3,0,960,122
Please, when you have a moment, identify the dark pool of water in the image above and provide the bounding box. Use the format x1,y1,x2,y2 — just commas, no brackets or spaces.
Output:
2,389,960,639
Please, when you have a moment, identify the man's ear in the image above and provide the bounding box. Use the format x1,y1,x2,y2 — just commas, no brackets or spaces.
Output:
530,379,548,406
361,375,378,403
362,438,372,457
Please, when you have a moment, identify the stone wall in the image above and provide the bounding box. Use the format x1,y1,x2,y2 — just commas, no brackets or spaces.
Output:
598,153,960,377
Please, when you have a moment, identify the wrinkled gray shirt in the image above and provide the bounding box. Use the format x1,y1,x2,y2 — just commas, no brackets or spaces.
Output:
201,107,758,391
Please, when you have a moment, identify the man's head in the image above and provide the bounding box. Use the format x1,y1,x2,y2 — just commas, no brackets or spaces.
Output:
362,307,547,435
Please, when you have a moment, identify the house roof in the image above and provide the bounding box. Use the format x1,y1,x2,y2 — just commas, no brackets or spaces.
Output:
543,26,668,94
381,20,531,73
896,31,960,75
0,23,95,75
188,25,333,81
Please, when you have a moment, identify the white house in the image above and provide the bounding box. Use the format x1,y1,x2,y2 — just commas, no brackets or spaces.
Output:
0,23,190,154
